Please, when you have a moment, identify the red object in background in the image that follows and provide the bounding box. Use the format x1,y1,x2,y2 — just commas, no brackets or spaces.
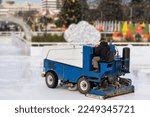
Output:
125,33,134,40
113,32,118,37
126,30,132,35
62,25,68,30
97,26,103,32
113,32,123,37
125,29,135,41
64,20,68,24
117,32,123,37
143,34,150,38
135,24,144,34
72,16,76,19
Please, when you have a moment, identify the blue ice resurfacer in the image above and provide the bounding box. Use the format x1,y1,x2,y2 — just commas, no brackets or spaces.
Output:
42,44,134,99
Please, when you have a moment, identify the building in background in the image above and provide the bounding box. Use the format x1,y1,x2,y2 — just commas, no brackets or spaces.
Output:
42,0,64,13
0,1,41,15
5,0,15,4
0,0,2,8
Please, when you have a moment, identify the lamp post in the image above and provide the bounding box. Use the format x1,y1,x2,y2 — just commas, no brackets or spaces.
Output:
27,2,31,11
130,7,133,21
100,11,103,21
45,0,48,37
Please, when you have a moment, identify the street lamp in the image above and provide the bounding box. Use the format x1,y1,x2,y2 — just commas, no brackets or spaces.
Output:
130,7,133,21
27,2,31,11
100,11,103,21
45,0,48,37
26,0,31,11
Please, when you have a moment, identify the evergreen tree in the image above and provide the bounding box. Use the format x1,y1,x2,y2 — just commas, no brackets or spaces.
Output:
97,0,123,21
56,0,82,27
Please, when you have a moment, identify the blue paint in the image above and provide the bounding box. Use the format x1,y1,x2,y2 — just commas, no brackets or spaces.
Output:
43,44,134,98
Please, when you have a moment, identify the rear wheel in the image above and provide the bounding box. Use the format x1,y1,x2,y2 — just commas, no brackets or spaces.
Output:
77,77,91,94
45,72,58,88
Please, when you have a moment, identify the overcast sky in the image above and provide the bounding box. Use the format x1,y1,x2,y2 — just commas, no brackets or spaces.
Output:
4,0,132,4
4,0,41,4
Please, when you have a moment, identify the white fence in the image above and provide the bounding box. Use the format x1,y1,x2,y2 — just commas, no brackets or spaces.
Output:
95,21,150,33
0,31,64,37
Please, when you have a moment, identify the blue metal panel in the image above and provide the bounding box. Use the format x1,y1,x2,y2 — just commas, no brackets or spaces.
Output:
44,59,63,80
44,59,83,83
43,44,134,99
83,45,94,72
83,46,100,77
63,65,83,83
44,45,120,83
82,45,117,82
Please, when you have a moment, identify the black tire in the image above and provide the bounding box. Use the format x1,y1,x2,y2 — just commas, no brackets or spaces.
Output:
77,77,91,94
45,72,58,88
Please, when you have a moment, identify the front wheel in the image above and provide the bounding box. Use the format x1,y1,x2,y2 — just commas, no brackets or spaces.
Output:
77,77,91,94
45,72,58,88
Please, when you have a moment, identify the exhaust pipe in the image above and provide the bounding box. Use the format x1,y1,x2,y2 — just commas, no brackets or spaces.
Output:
122,47,130,73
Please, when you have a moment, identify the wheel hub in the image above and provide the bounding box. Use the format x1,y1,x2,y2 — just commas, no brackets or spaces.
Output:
80,81,88,91
47,75,53,85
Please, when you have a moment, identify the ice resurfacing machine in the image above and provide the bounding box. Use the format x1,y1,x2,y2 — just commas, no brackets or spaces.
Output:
42,43,134,99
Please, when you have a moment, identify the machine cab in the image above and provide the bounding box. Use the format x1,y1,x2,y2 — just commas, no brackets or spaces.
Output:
83,44,115,73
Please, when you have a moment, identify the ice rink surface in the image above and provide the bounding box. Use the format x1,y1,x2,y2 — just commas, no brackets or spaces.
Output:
0,37,150,100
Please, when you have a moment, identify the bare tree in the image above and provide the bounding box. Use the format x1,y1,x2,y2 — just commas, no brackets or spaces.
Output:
97,0,123,21
143,0,150,22
130,0,144,22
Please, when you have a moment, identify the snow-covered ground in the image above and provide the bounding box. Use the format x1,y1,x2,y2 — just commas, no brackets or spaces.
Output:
0,37,150,100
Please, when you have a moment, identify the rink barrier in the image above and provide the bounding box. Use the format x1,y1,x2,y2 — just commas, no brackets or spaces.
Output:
30,42,150,47
30,41,150,58
10,35,150,57
11,34,150,47
3,32,150,47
